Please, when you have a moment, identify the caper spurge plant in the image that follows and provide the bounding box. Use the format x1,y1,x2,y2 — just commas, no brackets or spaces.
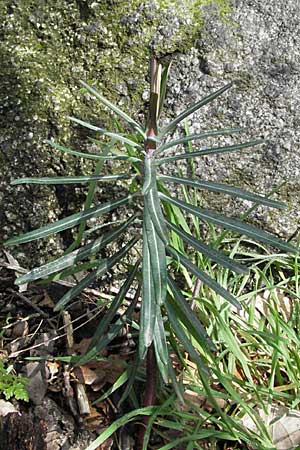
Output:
5,58,297,390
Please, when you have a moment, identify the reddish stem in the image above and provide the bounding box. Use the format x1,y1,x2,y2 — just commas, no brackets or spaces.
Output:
136,344,157,450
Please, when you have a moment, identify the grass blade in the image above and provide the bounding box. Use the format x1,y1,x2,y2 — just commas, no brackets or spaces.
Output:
80,283,140,364
168,246,242,309
167,275,215,352
89,261,140,347
165,298,208,374
167,221,248,274
160,175,286,210
84,406,156,450
4,195,133,246
93,370,129,404
161,193,298,254
159,83,233,138
12,173,133,185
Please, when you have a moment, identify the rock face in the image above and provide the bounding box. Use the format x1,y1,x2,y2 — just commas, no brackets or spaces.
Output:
165,0,300,239
1,0,299,266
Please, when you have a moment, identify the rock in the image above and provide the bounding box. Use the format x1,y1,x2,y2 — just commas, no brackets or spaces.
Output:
25,362,48,405
34,397,95,450
163,0,300,239
0,411,47,450
0,0,210,266
1,0,299,269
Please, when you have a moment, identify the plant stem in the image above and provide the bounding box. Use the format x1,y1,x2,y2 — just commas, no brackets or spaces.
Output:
136,56,160,448
136,344,157,450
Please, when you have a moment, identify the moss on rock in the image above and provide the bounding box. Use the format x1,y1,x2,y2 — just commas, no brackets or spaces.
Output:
0,0,230,265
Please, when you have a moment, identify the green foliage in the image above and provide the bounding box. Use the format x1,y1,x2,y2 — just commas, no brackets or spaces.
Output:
4,58,298,447
0,360,29,402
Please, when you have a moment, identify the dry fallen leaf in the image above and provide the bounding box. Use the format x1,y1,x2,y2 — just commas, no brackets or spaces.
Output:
12,319,29,339
84,406,103,431
72,338,92,355
74,365,98,385
241,404,300,449
239,289,293,322
177,388,227,412
0,399,19,416
38,291,55,309
46,361,61,392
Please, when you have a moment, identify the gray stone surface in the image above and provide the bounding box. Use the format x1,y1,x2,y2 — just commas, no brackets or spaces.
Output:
163,0,300,238
0,0,209,265
1,0,299,267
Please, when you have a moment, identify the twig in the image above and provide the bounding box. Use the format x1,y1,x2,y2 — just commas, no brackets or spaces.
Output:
9,305,103,357
7,289,57,331
190,279,202,311
63,311,90,417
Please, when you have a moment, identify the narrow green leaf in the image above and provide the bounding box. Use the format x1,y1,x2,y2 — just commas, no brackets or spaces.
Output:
158,61,172,120
79,284,139,364
46,139,141,162
143,159,169,243
84,406,157,450
12,173,133,185
66,141,114,253
157,139,264,165
89,261,140,347
54,237,138,311
156,128,243,154
117,285,142,406
165,298,208,374
167,221,248,274
93,370,129,404
159,83,233,138
148,92,159,129
153,305,169,383
167,275,215,352
139,233,157,358
161,193,298,254
158,432,237,450
142,395,177,450
144,202,167,305
144,187,169,244
167,246,242,309
49,260,101,280
118,348,141,407
68,116,143,149
5,195,133,246
160,175,287,210
15,216,135,284
142,156,155,195
80,80,146,138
